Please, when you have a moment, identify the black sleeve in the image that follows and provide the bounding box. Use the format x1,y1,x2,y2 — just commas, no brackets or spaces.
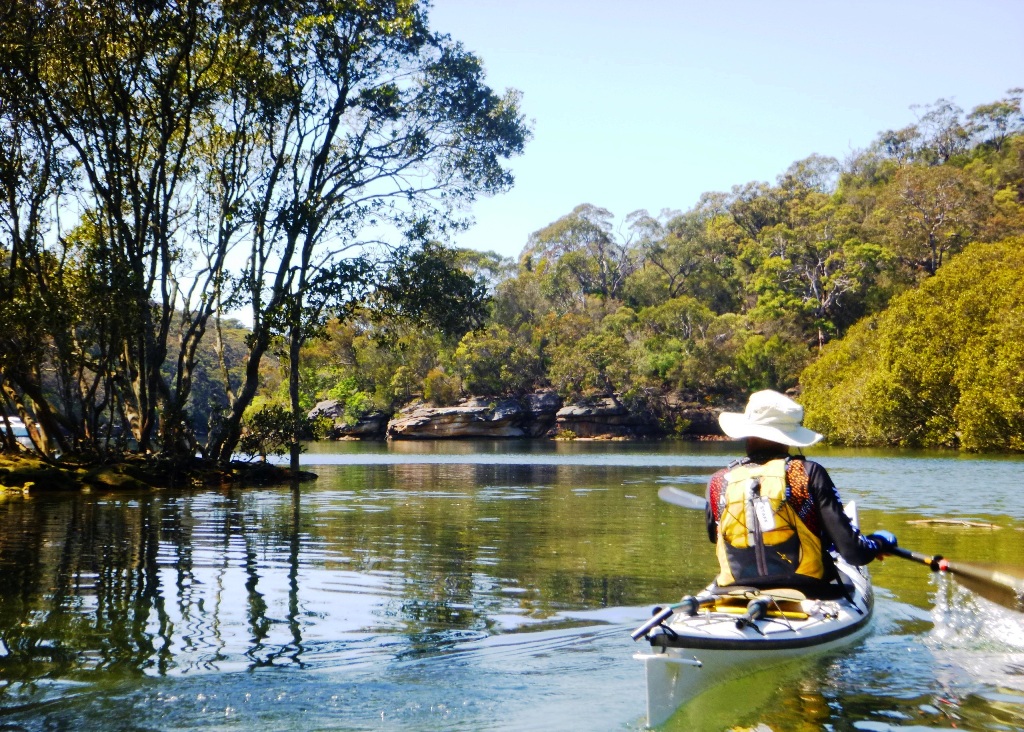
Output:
806,461,880,566
706,495,717,544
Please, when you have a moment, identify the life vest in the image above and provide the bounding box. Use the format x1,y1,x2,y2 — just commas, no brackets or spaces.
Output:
715,458,825,586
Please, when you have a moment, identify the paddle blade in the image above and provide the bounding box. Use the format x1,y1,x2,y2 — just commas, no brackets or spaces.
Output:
944,560,1024,612
950,572,1024,612
657,486,708,511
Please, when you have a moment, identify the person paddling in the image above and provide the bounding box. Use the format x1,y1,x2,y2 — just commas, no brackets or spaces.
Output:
706,390,896,598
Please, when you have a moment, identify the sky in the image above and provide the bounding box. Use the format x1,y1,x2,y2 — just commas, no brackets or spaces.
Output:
427,0,1024,260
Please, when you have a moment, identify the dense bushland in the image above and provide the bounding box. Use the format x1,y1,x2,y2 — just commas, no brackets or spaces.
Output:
287,93,1024,448
801,238,1024,451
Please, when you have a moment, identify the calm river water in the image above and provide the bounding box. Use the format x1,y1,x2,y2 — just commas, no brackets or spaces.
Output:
0,441,1022,731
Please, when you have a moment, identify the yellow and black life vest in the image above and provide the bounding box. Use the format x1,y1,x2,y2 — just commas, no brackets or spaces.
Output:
715,458,825,586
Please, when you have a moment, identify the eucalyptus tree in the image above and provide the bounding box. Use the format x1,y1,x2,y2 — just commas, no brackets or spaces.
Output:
911,98,970,164
204,1,528,463
522,203,643,310
967,90,1024,152
752,170,885,345
630,194,740,313
869,164,989,277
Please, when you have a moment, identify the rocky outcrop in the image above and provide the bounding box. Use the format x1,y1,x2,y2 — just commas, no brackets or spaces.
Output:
661,394,724,438
386,392,563,439
308,400,388,439
312,391,725,441
553,396,661,439
674,405,723,437
522,390,562,437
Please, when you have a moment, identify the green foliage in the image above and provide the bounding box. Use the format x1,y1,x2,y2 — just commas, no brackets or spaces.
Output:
374,242,492,339
548,330,632,399
522,204,642,306
802,238,1024,450
625,199,740,312
733,332,810,394
387,365,419,408
239,405,307,462
326,376,375,425
672,417,692,436
423,368,462,406
453,325,541,396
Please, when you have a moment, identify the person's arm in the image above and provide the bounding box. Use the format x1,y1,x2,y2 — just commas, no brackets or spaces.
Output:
806,462,883,566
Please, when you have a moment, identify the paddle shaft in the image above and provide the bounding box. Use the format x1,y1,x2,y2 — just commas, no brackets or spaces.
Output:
887,547,945,571
630,604,679,641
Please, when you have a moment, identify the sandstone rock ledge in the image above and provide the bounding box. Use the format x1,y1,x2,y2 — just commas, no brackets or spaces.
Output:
309,400,389,439
386,392,562,439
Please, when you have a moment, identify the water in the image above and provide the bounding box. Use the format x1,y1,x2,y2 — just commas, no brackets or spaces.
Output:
0,441,1022,730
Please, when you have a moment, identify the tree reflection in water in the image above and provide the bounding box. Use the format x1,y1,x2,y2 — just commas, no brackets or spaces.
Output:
0,488,313,686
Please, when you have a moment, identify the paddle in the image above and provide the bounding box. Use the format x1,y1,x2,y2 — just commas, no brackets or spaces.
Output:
886,547,1024,611
658,486,708,511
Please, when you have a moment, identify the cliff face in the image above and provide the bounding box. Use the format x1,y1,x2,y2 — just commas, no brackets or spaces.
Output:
310,392,722,441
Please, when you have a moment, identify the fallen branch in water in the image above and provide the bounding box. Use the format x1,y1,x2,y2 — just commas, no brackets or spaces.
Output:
906,518,1001,529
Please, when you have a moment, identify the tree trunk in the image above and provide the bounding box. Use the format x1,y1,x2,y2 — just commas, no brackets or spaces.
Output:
288,321,302,475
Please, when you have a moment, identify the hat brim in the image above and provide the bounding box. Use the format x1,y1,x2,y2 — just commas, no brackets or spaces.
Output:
718,411,823,448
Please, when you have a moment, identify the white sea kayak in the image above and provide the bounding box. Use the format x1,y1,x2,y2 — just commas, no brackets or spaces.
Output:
631,505,874,728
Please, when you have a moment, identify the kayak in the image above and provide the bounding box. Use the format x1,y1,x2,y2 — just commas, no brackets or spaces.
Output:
631,503,873,728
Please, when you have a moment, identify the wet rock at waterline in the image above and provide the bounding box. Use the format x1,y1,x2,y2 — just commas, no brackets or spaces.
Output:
308,400,389,439
553,395,661,439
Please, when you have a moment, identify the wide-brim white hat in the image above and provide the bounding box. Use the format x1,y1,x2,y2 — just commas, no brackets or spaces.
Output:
718,390,823,447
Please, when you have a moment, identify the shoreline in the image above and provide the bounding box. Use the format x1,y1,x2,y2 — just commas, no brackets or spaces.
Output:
0,454,316,493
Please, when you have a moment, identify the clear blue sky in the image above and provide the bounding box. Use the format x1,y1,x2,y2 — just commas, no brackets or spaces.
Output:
428,0,1024,259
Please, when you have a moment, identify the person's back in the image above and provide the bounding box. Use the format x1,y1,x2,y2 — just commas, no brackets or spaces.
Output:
705,391,896,597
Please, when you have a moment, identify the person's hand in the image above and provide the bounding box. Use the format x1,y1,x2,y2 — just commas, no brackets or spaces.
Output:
867,530,898,556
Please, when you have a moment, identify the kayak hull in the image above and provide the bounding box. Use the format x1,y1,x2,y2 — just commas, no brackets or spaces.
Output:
634,560,873,728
